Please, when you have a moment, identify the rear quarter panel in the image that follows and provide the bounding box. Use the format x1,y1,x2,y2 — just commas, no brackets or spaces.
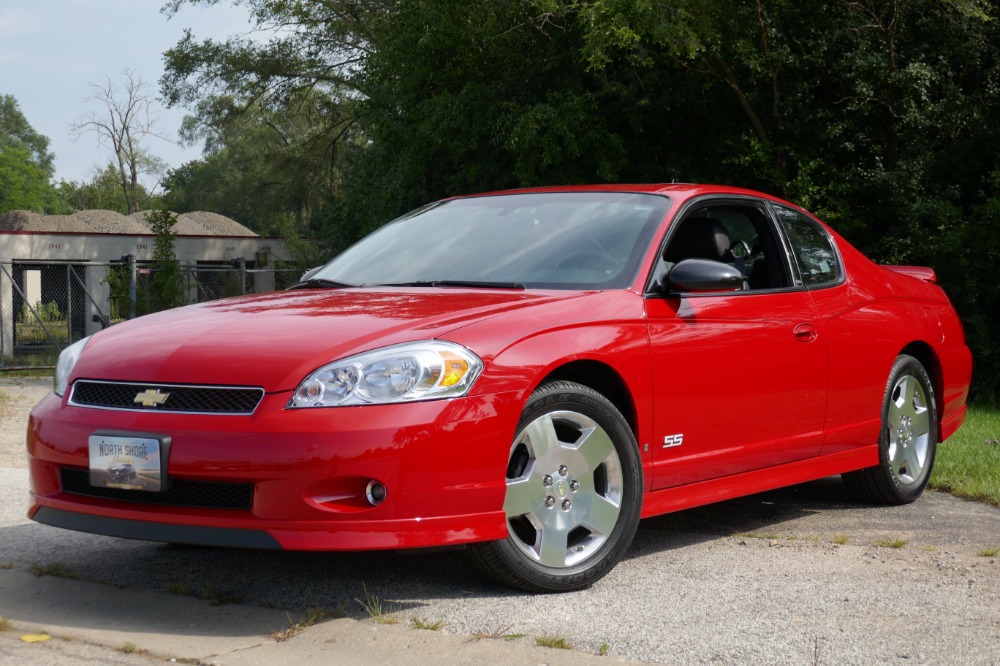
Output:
810,232,971,453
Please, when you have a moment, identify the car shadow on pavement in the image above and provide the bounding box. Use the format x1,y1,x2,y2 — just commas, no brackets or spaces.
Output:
639,476,856,535
0,474,955,622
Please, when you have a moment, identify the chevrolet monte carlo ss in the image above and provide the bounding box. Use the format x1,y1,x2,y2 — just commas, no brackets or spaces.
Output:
28,185,972,592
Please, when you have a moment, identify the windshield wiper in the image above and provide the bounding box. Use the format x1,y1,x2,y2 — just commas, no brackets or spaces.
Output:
370,280,526,290
286,278,356,290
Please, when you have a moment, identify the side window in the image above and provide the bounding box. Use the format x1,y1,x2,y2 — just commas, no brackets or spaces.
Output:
773,205,842,287
660,204,791,291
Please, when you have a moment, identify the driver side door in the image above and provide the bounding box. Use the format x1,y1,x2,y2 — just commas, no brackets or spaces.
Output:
645,200,828,490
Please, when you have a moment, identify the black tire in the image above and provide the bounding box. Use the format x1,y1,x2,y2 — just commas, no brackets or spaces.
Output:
842,354,938,504
466,381,642,592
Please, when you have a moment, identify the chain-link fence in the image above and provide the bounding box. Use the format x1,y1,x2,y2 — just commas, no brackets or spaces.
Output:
0,260,301,370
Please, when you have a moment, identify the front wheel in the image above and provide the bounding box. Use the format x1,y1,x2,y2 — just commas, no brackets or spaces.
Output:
843,354,938,504
467,381,642,592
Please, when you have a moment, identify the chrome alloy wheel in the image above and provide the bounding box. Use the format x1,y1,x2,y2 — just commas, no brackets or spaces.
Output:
886,373,931,487
504,410,624,568
841,355,937,505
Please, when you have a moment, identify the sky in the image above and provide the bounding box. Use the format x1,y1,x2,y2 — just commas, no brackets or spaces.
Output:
1,0,255,188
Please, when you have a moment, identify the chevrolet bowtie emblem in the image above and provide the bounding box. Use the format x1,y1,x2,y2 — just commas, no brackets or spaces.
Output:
134,389,170,407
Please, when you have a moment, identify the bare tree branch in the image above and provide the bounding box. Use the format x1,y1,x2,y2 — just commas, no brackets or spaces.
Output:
70,69,171,212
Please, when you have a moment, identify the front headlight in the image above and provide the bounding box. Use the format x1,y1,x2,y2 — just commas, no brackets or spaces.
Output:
289,341,483,408
54,336,91,397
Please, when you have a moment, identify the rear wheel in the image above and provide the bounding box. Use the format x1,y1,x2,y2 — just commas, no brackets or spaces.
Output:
467,381,642,592
843,354,937,504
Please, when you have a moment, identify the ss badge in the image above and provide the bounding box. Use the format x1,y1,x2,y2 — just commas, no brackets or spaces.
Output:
663,434,684,448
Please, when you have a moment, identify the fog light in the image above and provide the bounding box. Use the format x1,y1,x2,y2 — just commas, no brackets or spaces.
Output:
365,480,387,506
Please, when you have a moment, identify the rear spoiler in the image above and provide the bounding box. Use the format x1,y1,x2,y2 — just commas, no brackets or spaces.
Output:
885,265,937,283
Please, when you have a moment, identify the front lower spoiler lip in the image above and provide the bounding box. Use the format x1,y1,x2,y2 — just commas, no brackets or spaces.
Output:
32,506,282,549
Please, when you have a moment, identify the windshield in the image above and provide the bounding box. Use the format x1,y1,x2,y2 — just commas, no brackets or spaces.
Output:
314,192,670,290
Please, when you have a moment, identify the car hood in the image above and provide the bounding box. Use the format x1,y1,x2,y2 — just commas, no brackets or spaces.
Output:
71,288,581,392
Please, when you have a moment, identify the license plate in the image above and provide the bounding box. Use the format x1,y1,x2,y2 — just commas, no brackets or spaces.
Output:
89,434,166,492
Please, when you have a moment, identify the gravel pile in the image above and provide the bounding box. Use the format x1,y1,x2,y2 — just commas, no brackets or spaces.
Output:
128,211,205,236
1,209,256,237
75,210,150,234
0,210,93,233
129,211,256,236
181,211,256,237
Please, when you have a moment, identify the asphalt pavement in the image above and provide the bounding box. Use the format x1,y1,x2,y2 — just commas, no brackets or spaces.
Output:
1,379,999,665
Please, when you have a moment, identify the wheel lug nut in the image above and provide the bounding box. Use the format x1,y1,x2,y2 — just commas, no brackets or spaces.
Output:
561,499,571,511
558,465,568,477
545,496,555,508
542,475,553,487
570,480,580,492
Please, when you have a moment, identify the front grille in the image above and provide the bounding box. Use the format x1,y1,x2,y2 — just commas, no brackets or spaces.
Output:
61,468,253,510
70,381,264,415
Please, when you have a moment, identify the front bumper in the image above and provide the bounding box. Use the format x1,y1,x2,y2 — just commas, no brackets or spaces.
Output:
27,389,521,551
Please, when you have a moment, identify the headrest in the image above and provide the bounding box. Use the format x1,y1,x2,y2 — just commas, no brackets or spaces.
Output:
663,217,730,263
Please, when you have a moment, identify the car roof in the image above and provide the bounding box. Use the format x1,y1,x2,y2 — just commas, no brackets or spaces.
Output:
452,183,787,203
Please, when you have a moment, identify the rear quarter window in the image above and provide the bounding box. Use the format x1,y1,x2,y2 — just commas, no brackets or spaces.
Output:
773,205,843,287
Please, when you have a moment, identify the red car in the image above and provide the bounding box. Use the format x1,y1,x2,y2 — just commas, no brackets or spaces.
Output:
27,185,972,592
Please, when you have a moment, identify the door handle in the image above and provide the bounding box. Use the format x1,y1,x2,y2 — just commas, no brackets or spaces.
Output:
793,323,818,342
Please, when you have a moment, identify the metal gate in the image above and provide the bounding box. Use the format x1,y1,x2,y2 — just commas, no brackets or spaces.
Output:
0,260,300,370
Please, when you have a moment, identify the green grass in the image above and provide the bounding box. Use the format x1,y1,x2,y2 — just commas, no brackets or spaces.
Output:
27,561,77,579
410,617,446,631
733,531,788,540
931,405,1000,506
874,538,909,549
471,625,527,641
356,584,398,625
0,366,55,376
536,634,572,649
977,546,998,557
199,586,244,606
272,605,345,641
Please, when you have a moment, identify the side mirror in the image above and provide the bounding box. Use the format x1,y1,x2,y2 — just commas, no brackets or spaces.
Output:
667,258,744,293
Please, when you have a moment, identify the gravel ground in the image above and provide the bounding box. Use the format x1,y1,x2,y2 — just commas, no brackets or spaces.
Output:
2,379,999,664
0,378,49,468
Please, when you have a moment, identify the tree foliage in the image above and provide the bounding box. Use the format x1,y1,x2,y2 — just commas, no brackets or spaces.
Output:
160,0,1000,398
163,89,350,237
104,208,184,318
56,164,151,214
0,95,65,215
145,208,185,313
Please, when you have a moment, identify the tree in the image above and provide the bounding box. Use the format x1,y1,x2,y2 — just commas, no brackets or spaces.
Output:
161,1,366,239
56,163,151,214
164,89,352,237
71,70,168,213
0,95,65,214
145,208,184,313
161,0,1000,397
